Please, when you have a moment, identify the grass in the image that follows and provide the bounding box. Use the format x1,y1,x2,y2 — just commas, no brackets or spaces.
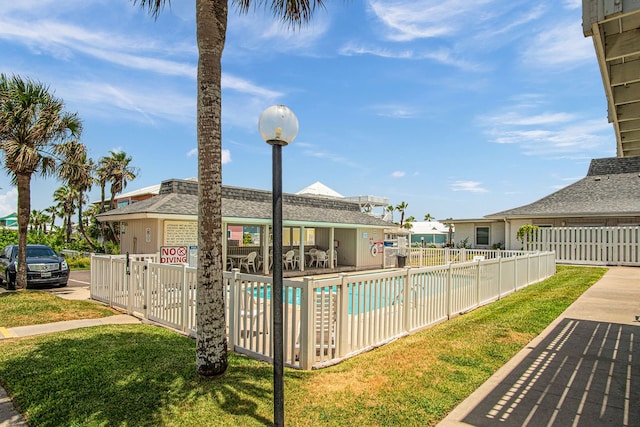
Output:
0,265,607,426
0,291,117,327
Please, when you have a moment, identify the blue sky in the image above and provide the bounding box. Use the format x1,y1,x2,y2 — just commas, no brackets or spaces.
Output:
0,0,615,221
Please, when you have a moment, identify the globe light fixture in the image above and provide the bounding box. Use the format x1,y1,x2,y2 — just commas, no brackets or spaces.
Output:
258,104,299,146
258,104,298,427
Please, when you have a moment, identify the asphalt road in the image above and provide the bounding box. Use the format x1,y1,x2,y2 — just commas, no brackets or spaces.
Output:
68,270,90,288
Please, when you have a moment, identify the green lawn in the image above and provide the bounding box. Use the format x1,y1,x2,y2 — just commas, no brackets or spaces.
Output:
0,265,607,426
0,291,117,327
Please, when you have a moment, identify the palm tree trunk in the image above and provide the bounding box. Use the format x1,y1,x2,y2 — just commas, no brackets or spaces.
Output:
66,213,72,243
77,198,98,251
16,173,31,289
195,0,228,377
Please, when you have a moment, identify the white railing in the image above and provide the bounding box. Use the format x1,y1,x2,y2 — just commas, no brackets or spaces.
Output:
91,251,556,370
526,226,640,266
383,247,529,268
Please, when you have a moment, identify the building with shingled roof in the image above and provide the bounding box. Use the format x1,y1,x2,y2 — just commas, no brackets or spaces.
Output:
97,178,397,273
452,157,640,250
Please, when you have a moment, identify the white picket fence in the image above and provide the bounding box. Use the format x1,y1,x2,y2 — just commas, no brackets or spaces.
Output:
526,226,640,266
91,250,556,370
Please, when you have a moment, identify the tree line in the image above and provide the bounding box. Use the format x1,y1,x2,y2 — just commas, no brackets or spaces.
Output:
0,74,138,282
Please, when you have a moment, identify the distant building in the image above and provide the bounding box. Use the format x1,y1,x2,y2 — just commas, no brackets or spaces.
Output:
453,157,640,249
97,179,398,272
409,221,450,246
0,212,18,229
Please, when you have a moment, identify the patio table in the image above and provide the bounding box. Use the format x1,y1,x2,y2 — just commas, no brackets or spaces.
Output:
227,254,247,269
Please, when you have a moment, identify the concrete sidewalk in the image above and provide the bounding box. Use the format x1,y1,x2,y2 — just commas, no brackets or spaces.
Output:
438,266,640,427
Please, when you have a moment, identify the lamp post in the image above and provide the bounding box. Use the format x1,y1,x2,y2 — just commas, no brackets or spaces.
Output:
258,105,299,427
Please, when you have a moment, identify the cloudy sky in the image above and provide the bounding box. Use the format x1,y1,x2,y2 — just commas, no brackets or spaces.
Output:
0,0,615,221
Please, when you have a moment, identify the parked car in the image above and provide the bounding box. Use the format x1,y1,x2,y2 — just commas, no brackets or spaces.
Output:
0,244,69,289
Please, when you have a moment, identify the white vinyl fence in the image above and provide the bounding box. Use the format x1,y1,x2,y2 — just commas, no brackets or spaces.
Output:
91,250,556,370
526,226,640,266
383,247,530,268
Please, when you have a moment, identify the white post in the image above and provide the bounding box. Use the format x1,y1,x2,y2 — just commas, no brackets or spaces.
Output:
338,273,349,357
403,267,412,332
228,269,240,348
300,277,315,369
181,264,189,333
144,261,151,319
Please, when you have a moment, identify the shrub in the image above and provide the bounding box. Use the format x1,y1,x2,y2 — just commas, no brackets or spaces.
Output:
65,256,91,270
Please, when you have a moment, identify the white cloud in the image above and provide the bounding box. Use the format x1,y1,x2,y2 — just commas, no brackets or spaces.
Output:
494,112,576,126
369,0,487,41
339,43,483,70
339,43,414,59
186,148,197,157
0,188,18,217
62,80,195,125
478,97,614,158
371,104,419,119
391,171,406,178
226,9,330,54
0,17,197,77
297,143,362,169
450,181,488,193
563,0,582,10
222,149,231,164
222,75,282,98
521,21,593,68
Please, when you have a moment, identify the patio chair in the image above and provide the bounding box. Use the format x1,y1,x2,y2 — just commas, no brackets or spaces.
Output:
293,249,301,269
307,248,318,267
284,250,296,270
239,251,258,273
314,250,328,268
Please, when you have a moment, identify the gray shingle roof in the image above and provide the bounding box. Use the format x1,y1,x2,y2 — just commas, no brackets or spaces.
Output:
486,157,640,218
97,179,392,227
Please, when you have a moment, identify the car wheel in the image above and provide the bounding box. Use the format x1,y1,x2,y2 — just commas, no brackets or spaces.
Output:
6,271,15,290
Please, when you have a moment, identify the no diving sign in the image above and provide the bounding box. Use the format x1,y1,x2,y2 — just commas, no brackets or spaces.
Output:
160,246,188,264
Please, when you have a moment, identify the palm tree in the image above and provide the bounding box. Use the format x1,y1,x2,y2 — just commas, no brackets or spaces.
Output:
395,201,408,228
424,213,434,222
96,160,110,214
443,217,454,247
30,209,40,232
98,150,137,211
134,0,326,380
44,205,61,232
56,140,99,251
0,74,81,289
385,205,394,222
30,209,49,233
403,215,415,230
53,185,77,243
82,202,102,246
96,150,137,245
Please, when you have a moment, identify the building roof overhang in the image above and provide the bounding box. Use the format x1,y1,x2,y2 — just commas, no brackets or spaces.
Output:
583,1,640,157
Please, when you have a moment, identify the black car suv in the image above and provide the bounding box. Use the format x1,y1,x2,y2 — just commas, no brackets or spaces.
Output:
0,244,69,289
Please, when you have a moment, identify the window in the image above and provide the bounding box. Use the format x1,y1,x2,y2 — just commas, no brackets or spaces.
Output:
476,227,489,246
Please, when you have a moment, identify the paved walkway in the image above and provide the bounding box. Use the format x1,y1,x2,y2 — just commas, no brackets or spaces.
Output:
438,266,640,427
1,267,638,426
